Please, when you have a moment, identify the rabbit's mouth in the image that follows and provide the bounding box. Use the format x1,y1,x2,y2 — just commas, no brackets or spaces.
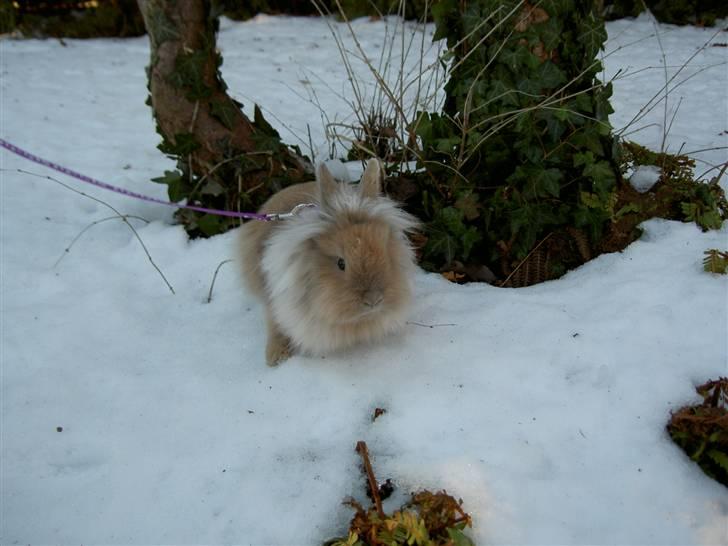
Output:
339,304,383,324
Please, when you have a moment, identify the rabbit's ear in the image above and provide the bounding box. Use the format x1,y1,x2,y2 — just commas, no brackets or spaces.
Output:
359,158,382,199
316,163,339,210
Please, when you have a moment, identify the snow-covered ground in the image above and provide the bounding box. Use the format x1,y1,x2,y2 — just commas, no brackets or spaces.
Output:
1,13,727,545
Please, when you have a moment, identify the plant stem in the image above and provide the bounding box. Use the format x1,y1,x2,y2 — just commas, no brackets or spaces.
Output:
355,441,384,518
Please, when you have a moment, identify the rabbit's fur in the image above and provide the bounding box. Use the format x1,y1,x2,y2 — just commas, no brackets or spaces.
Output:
238,159,418,365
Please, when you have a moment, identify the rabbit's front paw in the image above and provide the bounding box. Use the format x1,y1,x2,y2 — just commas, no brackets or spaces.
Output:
265,335,291,366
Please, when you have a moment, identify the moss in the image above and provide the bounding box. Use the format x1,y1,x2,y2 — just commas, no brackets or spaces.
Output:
667,378,728,487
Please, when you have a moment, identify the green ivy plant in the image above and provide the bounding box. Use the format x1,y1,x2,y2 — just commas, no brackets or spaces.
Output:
407,0,620,277
380,0,727,284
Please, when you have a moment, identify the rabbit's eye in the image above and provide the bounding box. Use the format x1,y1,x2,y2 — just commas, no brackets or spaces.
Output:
337,257,346,271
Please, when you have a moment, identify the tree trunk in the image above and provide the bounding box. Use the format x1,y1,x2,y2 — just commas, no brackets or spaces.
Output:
137,0,308,236
413,0,622,285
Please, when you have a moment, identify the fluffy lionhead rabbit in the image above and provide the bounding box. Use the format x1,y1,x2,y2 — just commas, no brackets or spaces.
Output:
238,158,419,366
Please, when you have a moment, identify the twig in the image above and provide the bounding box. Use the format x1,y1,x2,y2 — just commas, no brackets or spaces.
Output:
710,162,728,184
206,259,233,303
407,321,457,328
500,232,553,288
616,28,724,137
679,146,728,156
11,168,176,294
306,123,316,164
696,161,728,181
355,441,384,518
643,2,671,155
54,214,150,268
189,99,200,132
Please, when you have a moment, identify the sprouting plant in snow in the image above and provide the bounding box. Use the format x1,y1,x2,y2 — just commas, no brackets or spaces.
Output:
703,249,728,275
325,441,475,546
667,378,728,487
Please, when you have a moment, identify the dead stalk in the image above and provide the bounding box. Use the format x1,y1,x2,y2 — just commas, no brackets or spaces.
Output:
206,259,233,303
13,168,175,294
355,441,384,518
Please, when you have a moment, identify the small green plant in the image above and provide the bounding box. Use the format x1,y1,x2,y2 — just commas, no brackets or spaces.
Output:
326,442,476,546
703,249,728,275
619,142,728,231
328,491,474,546
667,378,728,487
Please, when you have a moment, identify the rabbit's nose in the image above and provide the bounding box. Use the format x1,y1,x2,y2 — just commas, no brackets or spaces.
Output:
362,289,384,308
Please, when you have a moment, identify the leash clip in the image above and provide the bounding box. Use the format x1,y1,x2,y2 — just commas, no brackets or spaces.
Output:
265,203,317,221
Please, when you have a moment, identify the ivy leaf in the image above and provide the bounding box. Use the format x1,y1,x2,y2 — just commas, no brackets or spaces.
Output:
573,93,594,114
168,50,212,100
535,61,566,89
455,191,482,221
707,449,728,472
200,179,225,197
196,213,224,237
538,168,563,198
426,207,482,263
461,226,482,259
487,79,519,107
435,136,460,154
253,103,280,138
158,132,200,157
501,46,534,71
151,169,182,186
151,169,188,203
570,130,605,156
432,0,457,41
210,98,240,131
583,160,617,195
573,151,595,168
580,191,601,209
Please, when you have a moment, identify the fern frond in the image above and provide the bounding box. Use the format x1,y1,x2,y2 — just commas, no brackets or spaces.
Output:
703,249,728,274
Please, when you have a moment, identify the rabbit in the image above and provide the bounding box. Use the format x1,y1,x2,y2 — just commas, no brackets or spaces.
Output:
238,158,419,366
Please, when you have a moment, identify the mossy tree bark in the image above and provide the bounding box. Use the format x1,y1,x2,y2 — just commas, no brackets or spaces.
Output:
412,0,624,285
412,0,725,286
137,0,308,236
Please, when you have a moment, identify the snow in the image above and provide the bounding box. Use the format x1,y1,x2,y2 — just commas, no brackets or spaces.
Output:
1,12,728,545
630,164,662,193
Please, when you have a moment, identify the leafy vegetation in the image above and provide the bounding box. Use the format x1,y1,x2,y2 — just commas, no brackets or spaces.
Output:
326,441,475,546
365,1,727,285
703,249,728,274
618,143,728,231
327,491,474,546
399,0,622,281
667,378,728,487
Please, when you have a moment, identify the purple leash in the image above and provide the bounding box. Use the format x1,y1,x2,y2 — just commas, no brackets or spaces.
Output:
0,137,314,221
